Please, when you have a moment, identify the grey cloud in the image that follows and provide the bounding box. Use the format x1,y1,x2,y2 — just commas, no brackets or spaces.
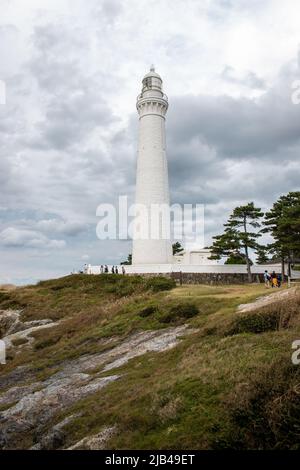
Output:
0,227,66,249
98,0,123,24
29,89,116,151
168,67,300,160
221,65,266,89
26,23,119,151
164,62,300,227
208,0,270,20
35,219,88,236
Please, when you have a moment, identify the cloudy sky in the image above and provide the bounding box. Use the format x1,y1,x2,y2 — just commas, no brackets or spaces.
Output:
0,0,300,284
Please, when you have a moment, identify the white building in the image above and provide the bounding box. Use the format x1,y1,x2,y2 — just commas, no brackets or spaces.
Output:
132,66,173,265
173,249,219,266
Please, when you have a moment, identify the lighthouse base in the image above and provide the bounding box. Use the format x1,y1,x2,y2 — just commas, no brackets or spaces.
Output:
132,239,173,265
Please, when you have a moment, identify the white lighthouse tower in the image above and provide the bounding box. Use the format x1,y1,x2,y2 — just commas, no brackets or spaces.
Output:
132,67,173,265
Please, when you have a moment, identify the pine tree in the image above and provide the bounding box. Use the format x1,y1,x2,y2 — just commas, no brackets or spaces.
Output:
210,202,264,282
255,246,269,265
225,252,253,265
120,253,132,265
209,228,241,260
263,192,300,275
172,242,184,256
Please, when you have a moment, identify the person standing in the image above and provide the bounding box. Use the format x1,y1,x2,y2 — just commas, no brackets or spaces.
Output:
111,266,115,274
115,266,119,274
122,266,126,275
100,265,104,274
277,273,282,288
105,265,109,273
271,271,278,288
264,270,270,288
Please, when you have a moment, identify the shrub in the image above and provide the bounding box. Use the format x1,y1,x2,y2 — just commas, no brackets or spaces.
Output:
34,335,62,350
159,303,198,324
170,303,199,319
219,359,300,449
226,292,300,336
227,311,280,335
145,277,176,292
139,305,158,318
50,285,65,291
104,283,135,297
11,337,28,346
0,292,10,303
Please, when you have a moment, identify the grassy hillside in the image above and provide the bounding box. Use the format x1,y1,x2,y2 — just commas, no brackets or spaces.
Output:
1,275,300,449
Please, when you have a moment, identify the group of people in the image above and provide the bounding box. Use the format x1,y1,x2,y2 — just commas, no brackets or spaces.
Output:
82,264,126,275
264,270,282,288
100,265,126,275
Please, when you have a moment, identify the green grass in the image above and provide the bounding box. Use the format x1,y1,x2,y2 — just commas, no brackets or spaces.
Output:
0,275,177,374
0,274,175,322
1,276,299,449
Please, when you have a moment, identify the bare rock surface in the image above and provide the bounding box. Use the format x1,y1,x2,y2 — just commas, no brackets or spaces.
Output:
60,324,192,375
0,309,58,348
0,373,119,448
0,383,42,407
30,413,83,450
0,365,35,391
0,310,21,335
237,288,297,313
3,321,60,349
67,426,117,450
0,322,193,449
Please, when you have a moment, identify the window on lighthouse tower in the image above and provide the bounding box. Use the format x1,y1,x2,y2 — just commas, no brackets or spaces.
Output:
145,78,152,89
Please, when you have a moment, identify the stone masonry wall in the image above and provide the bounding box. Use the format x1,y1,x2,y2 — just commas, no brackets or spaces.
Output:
170,272,264,285
127,272,266,284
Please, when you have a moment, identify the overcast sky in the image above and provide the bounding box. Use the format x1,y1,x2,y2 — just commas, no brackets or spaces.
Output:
0,0,300,284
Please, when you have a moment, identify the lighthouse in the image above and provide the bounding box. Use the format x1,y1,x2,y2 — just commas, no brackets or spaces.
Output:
132,67,173,265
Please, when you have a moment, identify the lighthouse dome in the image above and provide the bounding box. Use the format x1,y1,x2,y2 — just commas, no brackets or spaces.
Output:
142,65,162,81
141,66,163,94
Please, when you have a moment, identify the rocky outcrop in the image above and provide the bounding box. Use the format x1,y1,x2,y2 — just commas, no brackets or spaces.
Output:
0,373,120,449
238,288,297,313
30,414,81,450
0,383,42,407
0,323,194,449
0,309,58,348
0,310,20,336
67,426,117,450
58,324,192,375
